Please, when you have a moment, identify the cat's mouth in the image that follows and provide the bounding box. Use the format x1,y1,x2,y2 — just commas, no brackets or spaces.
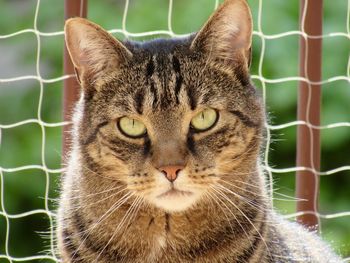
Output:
151,186,199,212
157,188,193,199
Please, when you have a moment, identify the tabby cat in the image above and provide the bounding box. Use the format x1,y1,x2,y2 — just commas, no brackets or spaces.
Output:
57,0,341,262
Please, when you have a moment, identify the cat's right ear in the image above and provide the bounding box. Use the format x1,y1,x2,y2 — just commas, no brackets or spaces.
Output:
64,18,132,89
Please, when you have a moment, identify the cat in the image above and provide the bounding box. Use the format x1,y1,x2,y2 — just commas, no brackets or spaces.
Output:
57,0,342,262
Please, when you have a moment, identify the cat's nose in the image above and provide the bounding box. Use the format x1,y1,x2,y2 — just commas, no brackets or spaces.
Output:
158,165,184,182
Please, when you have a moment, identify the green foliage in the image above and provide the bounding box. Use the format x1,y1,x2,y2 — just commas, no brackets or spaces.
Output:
0,0,349,259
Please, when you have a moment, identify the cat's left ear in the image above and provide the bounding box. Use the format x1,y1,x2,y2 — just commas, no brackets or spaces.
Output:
191,0,252,68
64,18,132,89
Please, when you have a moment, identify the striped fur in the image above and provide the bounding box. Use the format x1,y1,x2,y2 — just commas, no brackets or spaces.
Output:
57,0,341,262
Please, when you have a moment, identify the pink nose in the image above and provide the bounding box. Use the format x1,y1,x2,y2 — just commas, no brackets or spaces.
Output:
158,165,184,182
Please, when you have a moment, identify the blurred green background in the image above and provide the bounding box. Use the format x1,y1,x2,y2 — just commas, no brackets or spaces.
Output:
0,0,349,261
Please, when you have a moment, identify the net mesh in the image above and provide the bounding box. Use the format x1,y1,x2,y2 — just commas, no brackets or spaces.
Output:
0,0,349,261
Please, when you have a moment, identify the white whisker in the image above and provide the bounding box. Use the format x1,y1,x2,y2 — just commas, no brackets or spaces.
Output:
68,187,129,211
66,185,125,200
211,186,271,258
82,162,124,181
71,192,133,259
233,179,305,202
216,183,268,214
95,196,144,262
206,189,254,248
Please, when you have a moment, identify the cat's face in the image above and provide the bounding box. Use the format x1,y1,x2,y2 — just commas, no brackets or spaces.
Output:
65,0,263,213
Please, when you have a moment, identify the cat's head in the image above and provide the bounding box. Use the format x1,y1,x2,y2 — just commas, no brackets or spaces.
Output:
65,0,264,213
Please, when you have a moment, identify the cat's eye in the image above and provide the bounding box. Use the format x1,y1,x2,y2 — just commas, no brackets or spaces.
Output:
190,108,218,132
118,117,146,138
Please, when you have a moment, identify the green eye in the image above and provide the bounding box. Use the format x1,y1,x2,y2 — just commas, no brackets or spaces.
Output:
118,117,146,138
190,108,218,132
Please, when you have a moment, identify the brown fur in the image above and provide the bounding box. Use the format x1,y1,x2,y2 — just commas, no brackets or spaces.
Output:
57,0,341,262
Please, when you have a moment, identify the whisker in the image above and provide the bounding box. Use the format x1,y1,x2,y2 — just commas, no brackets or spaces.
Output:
233,179,305,202
205,191,231,227
214,186,277,225
95,196,143,262
68,187,128,211
219,179,266,196
62,185,125,201
206,189,254,249
218,180,271,204
82,162,124,181
210,187,271,257
219,169,259,177
232,179,267,189
216,184,268,214
71,192,133,259
271,192,307,202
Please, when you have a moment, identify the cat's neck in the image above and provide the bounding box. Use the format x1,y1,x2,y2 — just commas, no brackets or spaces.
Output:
73,167,270,262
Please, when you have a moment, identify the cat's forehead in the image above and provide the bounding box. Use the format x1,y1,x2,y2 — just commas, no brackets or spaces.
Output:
96,37,254,119
103,38,202,113
126,36,193,56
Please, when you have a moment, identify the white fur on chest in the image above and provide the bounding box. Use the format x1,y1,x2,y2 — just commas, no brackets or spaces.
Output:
146,235,167,262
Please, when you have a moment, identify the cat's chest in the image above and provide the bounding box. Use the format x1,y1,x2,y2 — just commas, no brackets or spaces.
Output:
142,235,167,262
156,235,167,248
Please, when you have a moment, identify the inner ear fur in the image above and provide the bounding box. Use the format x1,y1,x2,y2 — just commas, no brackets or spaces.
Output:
64,17,132,89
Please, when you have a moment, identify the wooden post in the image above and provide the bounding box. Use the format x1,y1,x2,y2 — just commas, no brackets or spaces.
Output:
296,0,323,229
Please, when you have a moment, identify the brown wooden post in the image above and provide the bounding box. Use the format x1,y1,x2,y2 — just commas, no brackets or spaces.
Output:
296,0,323,229
63,0,87,161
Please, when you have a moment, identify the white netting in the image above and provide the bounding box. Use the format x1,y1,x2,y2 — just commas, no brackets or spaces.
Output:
0,0,349,261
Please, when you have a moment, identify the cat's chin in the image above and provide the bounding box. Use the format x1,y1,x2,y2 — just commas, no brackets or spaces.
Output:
150,189,201,213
